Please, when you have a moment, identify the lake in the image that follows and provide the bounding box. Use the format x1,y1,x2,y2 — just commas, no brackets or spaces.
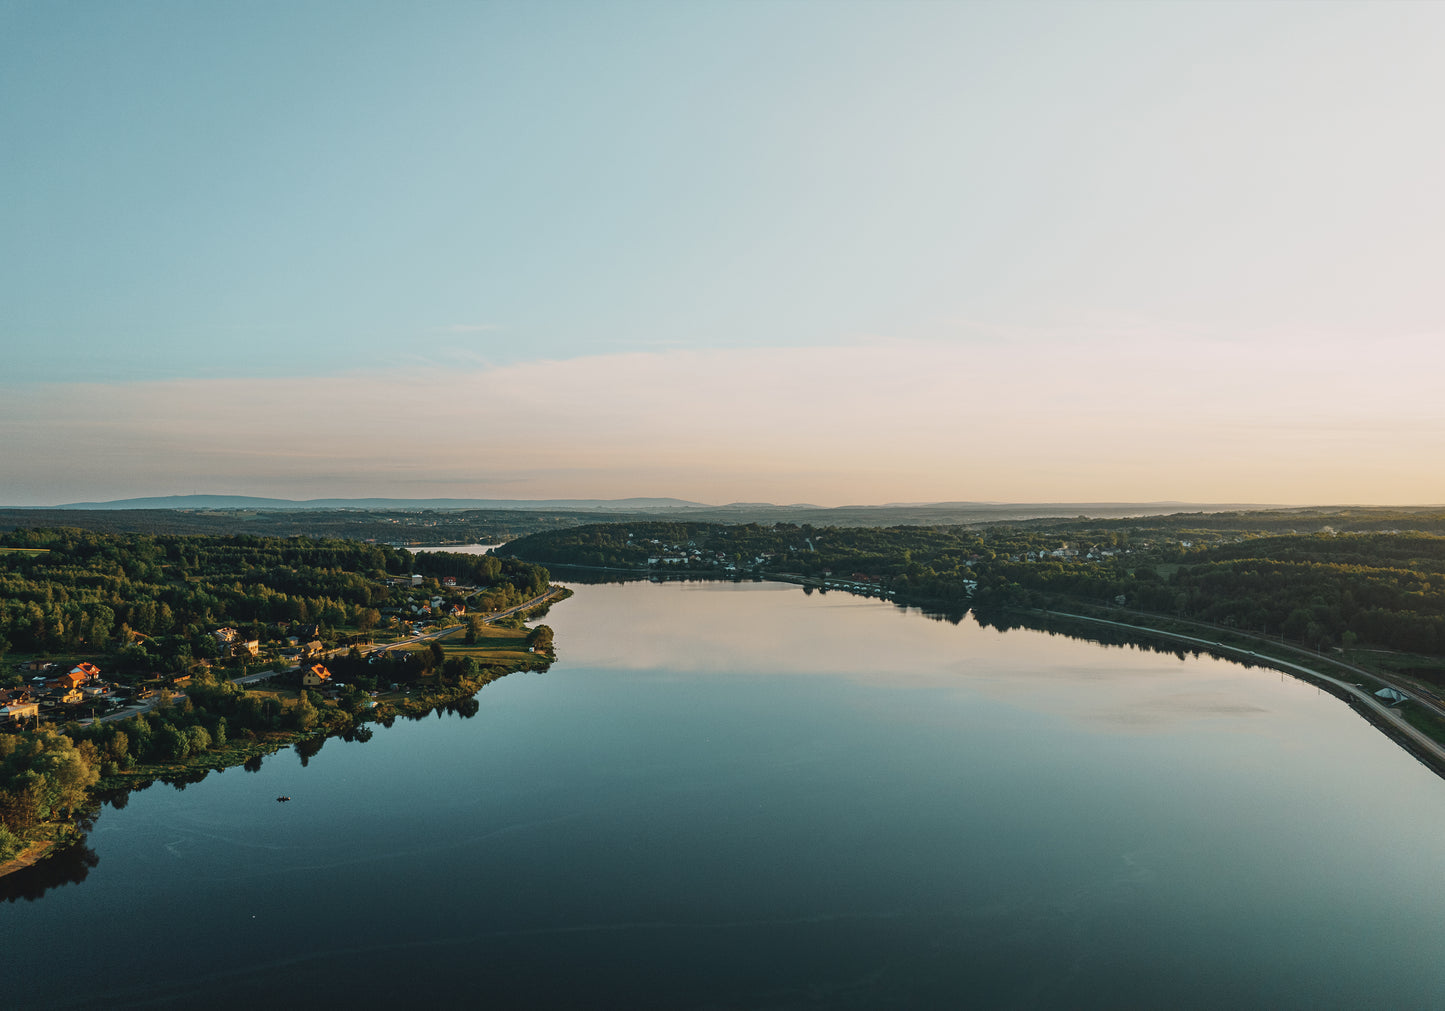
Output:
7,580,1445,1008
409,543,503,555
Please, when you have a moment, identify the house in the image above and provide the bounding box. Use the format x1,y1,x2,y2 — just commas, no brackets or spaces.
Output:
0,699,40,724
70,662,102,681
213,627,241,646
55,670,88,692
233,639,261,658
302,664,332,688
48,683,84,705
442,576,457,587
449,604,466,617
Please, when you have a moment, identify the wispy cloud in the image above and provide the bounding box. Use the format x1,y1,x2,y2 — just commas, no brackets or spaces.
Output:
1,336,1441,506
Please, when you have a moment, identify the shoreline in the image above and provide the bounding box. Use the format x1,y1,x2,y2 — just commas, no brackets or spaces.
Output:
0,840,58,879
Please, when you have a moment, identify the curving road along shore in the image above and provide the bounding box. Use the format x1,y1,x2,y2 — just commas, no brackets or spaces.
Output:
1043,609,1445,773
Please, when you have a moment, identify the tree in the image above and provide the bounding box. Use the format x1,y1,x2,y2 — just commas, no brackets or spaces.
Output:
291,695,319,732
527,625,554,653
0,821,24,862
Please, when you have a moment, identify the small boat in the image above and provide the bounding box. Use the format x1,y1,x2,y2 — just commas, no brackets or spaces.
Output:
276,796,291,802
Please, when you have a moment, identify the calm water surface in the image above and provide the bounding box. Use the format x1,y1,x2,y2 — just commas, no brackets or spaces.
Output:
409,543,502,555
7,581,1445,1008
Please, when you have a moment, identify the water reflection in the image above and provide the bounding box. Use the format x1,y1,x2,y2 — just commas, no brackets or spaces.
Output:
0,837,99,903
8,579,1445,1009
294,736,326,766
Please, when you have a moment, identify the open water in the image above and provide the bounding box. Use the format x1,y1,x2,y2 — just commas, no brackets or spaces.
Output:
6,580,1445,1008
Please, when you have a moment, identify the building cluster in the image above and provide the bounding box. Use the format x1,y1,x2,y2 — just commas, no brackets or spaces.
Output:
630,536,775,574
2,661,125,727
212,627,260,658
1004,544,1126,564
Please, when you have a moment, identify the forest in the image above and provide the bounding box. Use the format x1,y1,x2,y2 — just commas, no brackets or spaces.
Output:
0,506,616,544
0,528,547,671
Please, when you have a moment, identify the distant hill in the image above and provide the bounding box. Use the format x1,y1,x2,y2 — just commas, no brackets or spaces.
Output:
43,494,711,512
29,495,1288,522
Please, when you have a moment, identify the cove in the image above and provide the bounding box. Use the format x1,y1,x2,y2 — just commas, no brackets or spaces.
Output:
7,580,1445,1009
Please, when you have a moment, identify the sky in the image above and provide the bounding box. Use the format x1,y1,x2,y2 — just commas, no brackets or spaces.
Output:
2,0,1443,507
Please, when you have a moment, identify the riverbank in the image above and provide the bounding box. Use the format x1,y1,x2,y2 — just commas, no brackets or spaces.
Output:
0,841,59,878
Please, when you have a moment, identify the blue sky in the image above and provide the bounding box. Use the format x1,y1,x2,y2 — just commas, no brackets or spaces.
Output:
3,1,1443,505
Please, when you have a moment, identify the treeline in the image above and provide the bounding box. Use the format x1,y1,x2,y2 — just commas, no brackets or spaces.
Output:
0,508,618,543
411,551,550,602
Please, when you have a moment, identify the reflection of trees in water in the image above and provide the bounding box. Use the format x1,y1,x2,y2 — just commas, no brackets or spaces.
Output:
160,768,210,791
545,567,643,584
294,736,325,766
0,837,100,904
8,681,496,902
915,604,968,625
442,697,480,719
969,608,1266,668
398,695,482,722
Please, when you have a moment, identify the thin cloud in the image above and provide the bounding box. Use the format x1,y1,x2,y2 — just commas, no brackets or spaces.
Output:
1,337,1441,506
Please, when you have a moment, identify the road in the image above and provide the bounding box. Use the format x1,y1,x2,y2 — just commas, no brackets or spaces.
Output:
233,586,564,681
368,586,563,653
88,689,186,724
1044,609,1445,769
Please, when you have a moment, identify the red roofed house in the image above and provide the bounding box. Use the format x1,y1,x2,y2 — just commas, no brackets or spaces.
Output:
70,662,102,681
301,664,333,688
56,670,88,691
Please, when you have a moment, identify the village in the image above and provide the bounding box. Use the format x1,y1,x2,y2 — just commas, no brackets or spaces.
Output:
0,568,518,732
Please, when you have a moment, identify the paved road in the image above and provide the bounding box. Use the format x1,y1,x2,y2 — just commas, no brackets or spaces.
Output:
1045,609,1445,768
369,587,563,652
235,587,564,677
88,689,187,724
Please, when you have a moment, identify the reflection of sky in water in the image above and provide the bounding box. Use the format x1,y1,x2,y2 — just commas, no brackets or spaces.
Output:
551,580,1347,735
12,579,1445,1009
